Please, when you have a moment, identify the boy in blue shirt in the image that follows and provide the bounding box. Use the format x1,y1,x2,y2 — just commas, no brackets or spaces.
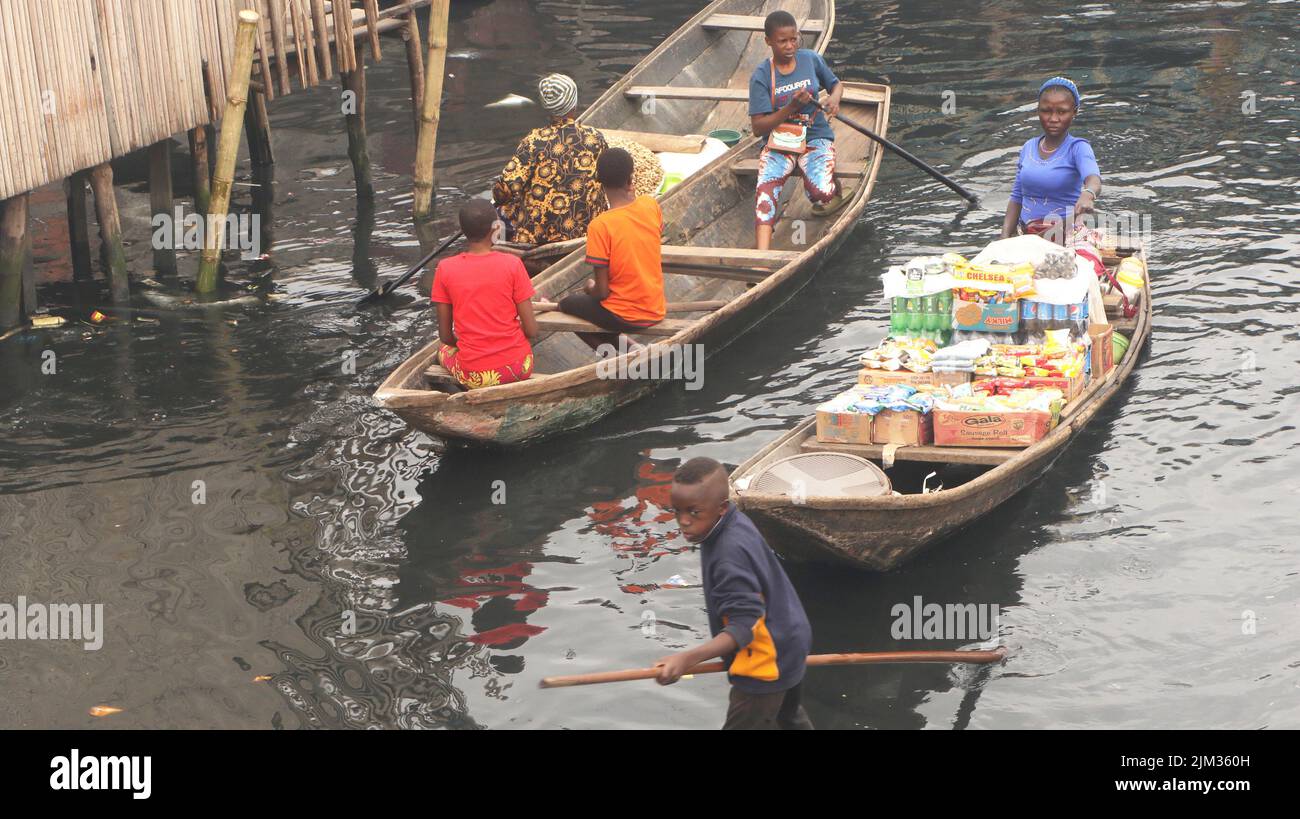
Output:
655,457,814,730
748,10,847,251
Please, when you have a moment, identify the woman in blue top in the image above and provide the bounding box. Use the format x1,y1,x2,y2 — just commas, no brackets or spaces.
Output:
1001,77,1102,242
748,11,846,251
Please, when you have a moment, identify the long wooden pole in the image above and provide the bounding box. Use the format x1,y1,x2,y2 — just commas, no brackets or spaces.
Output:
188,127,211,215
198,9,262,294
149,140,177,278
539,648,1008,689
412,0,449,223
341,66,374,199
87,164,129,302
401,8,424,136
65,172,93,279
0,195,29,331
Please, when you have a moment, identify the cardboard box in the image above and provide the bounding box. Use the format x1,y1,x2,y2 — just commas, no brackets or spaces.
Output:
952,298,1019,333
816,390,874,445
1088,323,1114,379
871,409,933,446
858,368,971,389
1018,371,1085,401
933,408,1057,448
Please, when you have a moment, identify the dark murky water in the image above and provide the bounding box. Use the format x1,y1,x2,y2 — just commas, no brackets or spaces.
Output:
2,0,1298,729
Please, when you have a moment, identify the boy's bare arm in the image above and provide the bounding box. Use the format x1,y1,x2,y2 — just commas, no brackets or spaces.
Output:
436,303,456,348
655,632,739,686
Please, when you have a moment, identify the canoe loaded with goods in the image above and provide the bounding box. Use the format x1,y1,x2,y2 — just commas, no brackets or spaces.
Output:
730,234,1151,570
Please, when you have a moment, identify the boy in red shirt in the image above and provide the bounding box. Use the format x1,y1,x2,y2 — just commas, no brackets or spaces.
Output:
432,200,539,389
558,148,666,350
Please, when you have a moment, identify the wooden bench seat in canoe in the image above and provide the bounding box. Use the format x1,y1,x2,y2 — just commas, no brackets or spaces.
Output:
424,364,554,384
624,86,887,106
534,312,694,337
731,159,868,179
798,437,1019,467
701,13,826,33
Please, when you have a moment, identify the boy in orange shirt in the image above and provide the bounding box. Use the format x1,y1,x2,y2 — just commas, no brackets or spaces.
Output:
558,148,665,350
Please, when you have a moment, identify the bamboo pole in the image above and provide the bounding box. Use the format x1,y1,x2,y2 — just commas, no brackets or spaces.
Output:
87,164,129,303
188,127,211,215
363,0,382,61
341,65,374,199
149,140,177,278
0,195,28,331
311,0,332,78
244,89,275,168
66,172,93,280
412,0,449,223
267,0,292,95
539,648,1010,689
402,8,425,136
197,9,262,294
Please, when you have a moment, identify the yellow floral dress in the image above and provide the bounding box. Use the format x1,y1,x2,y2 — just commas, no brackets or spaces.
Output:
493,121,607,246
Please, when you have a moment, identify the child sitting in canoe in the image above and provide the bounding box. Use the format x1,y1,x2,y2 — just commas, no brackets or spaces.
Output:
748,10,848,251
655,457,814,730
432,199,539,389
558,148,666,350
1001,76,1103,243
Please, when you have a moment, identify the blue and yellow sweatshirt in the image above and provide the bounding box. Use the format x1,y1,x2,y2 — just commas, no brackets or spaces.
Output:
700,504,812,693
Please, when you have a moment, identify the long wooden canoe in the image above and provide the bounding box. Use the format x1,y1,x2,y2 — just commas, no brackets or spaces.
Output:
730,252,1153,570
495,0,836,273
375,80,891,447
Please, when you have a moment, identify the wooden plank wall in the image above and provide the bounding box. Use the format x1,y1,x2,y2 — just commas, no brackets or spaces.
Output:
0,0,430,201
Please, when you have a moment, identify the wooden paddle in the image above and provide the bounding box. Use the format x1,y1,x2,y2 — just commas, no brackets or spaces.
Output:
815,101,980,205
357,231,463,306
539,647,1007,688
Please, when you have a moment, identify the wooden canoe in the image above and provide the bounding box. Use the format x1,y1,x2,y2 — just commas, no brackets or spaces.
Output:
374,80,891,447
494,0,836,274
729,250,1154,570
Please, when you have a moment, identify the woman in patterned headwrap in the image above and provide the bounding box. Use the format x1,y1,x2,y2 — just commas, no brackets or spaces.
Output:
492,74,608,247
1001,76,1103,242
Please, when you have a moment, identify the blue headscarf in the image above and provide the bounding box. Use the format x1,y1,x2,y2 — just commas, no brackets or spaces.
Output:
1039,76,1081,109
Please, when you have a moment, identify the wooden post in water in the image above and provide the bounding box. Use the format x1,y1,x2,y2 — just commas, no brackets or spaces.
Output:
402,8,425,136
341,65,374,200
246,90,276,258
412,0,450,225
149,140,178,278
198,9,262,294
188,128,212,215
87,164,130,303
0,195,28,331
65,172,93,280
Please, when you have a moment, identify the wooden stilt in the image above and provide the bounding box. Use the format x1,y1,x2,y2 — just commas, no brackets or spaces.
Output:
0,195,29,330
188,128,211,215
198,9,262,294
412,0,450,223
244,88,275,169
65,171,93,280
402,8,425,136
341,66,374,200
149,140,178,278
21,229,35,316
87,163,130,303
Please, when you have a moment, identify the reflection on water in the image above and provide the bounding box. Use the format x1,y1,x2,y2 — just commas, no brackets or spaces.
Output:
1,1,1298,729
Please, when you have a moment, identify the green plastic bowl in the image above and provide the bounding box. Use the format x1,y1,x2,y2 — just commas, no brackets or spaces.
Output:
708,129,742,147
1112,332,1130,363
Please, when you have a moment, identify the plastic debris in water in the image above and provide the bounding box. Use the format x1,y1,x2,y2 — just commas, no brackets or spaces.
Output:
485,93,534,109
88,705,123,717
253,675,272,682
89,310,107,323
662,575,687,588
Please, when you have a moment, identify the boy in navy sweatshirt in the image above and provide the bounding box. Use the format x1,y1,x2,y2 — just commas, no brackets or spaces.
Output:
655,457,814,730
